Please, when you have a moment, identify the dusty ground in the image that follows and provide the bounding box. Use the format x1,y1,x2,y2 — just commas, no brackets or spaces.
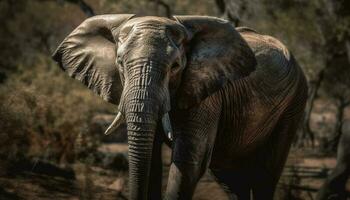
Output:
0,144,347,200
98,144,228,200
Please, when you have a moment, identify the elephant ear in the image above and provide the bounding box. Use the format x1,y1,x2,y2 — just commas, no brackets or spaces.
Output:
174,16,257,109
52,14,134,105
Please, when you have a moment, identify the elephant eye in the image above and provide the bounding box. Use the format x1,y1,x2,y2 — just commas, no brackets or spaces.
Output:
117,59,125,74
119,25,134,43
118,34,127,43
167,27,183,46
116,55,124,70
171,62,181,72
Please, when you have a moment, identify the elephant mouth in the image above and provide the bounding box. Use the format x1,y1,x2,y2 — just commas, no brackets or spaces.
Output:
104,110,173,141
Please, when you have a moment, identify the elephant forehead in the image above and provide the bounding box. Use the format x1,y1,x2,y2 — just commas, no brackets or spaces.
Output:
123,16,181,29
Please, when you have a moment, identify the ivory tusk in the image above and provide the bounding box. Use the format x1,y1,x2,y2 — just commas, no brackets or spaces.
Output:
104,112,124,135
162,113,173,141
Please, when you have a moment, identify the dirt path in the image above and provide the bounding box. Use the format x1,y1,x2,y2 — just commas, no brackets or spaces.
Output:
1,144,346,200
99,144,229,200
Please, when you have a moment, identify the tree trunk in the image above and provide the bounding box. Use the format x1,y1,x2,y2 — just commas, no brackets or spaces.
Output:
214,0,245,26
55,0,95,17
297,69,324,147
149,0,172,18
326,99,349,152
346,40,350,64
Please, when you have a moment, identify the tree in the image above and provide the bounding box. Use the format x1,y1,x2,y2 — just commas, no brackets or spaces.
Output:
314,0,350,150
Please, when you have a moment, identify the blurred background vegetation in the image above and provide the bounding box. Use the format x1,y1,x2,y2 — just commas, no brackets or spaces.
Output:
0,0,349,199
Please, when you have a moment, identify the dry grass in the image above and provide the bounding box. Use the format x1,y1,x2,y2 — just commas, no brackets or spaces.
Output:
0,55,114,164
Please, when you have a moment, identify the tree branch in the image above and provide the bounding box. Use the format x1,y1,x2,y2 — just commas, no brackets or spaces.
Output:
150,0,172,18
297,69,324,147
57,0,95,17
214,0,243,26
215,0,226,13
346,40,350,65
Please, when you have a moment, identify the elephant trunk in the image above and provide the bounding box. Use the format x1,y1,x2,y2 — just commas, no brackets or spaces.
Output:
126,101,157,200
120,60,170,199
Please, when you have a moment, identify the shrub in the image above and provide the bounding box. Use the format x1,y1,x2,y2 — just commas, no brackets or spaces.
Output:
0,55,115,164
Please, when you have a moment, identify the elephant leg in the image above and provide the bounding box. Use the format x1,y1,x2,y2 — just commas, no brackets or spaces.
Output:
250,166,275,200
164,97,221,200
211,169,252,200
251,108,304,200
164,132,216,200
148,128,163,199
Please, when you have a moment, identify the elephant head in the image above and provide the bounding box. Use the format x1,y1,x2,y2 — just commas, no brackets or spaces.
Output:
53,14,256,199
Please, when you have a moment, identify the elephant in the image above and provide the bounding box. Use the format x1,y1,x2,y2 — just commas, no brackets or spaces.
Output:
317,120,350,200
52,14,308,200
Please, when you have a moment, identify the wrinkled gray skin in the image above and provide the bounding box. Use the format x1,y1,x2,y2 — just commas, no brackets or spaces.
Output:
53,15,308,200
317,121,350,200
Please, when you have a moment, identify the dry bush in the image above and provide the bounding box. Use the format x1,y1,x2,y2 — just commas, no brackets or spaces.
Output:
0,55,114,164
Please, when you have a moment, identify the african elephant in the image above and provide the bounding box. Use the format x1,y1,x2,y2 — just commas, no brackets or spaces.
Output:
53,15,308,200
317,120,350,200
